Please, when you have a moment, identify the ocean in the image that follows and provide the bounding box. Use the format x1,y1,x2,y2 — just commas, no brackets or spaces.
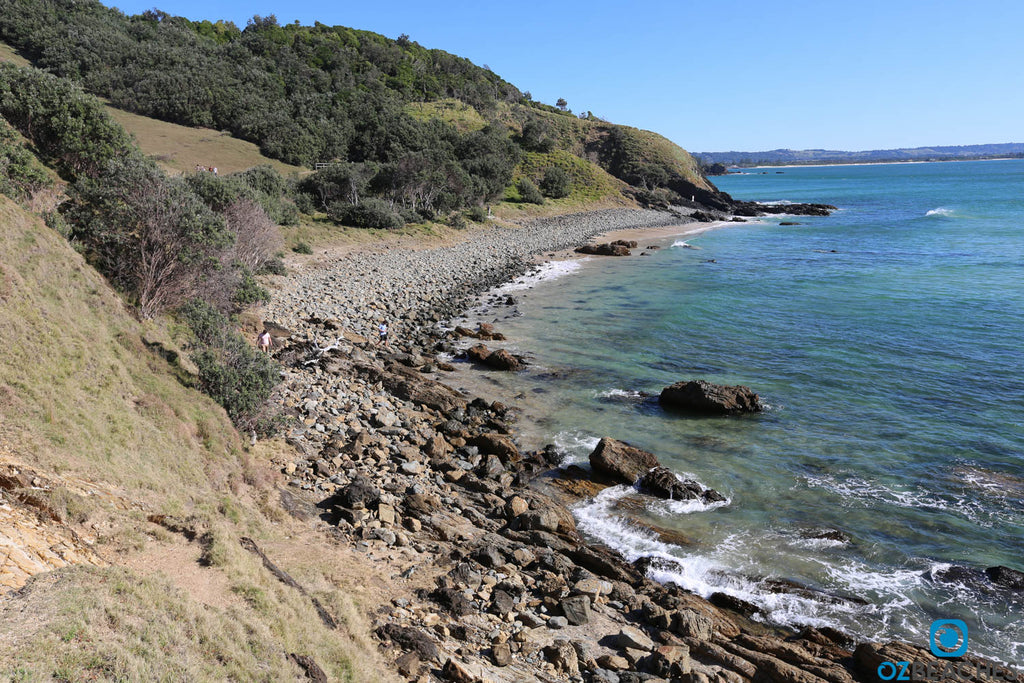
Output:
452,159,1024,664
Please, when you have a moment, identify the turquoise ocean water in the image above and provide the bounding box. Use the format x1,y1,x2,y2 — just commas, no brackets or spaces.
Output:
455,159,1024,663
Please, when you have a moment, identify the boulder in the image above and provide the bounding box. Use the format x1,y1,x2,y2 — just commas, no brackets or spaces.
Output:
986,565,1024,591
659,379,762,415
491,642,512,667
637,467,726,504
589,437,660,484
471,433,519,462
616,626,655,652
335,475,380,509
486,348,523,371
643,644,690,678
560,595,591,625
466,343,491,363
354,362,467,414
375,623,440,663
575,243,631,256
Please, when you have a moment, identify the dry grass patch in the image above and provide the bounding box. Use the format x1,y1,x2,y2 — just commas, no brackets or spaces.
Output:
0,560,389,682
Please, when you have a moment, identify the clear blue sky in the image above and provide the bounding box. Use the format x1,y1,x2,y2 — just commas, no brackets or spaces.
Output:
107,0,1023,153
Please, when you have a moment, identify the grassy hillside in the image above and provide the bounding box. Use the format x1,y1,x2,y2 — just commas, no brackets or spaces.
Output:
0,195,392,681
104,105,306,177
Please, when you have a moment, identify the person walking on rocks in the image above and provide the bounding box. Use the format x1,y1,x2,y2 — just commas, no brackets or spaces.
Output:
378,322,389,347
257,329,272,353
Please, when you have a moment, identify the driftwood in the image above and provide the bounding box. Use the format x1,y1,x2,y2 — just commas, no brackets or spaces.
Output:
302,337,345,366
288,653,329,682
239,536,338,629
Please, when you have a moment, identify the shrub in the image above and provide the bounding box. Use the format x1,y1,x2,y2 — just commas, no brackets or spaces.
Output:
220,198,282,274
179,300,280,433
516,177,544,205
448,213,467,230
292,241,313,255
293,192,315,215
326,198,404,230
0,117,52,201
231,267,271,308
467,205,488,222
258,258,286,276
540,166,571,198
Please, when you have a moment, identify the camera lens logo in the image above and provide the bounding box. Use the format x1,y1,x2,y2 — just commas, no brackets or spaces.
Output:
929,619,968,657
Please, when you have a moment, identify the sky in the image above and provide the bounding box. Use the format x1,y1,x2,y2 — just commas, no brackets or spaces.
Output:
106,0,1024,153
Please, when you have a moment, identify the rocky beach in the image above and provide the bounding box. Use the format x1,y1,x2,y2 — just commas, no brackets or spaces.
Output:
261,208,1022,683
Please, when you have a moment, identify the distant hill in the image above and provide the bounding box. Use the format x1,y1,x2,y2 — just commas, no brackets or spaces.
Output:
698,143,1024,169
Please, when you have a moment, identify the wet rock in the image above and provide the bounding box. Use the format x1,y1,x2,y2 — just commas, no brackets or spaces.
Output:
589,438,660,484
466,343,491,364
485,348,523,371
709,592,759,617
576,243,631,256
638,467,726,504
986,565,1024,591
659,379,763,415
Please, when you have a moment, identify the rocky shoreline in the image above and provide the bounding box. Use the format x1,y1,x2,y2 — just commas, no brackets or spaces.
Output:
262,208,1020,683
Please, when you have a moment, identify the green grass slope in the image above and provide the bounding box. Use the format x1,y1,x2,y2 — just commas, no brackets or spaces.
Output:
104,105,307,178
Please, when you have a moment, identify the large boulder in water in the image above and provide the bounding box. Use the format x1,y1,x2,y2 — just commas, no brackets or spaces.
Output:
638,467,726,504
659,379,762,415
589,438,659,484
986,565,1024,591
575,243,631,256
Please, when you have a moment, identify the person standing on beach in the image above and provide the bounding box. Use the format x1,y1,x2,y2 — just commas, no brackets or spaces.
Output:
378,322,389,347
257,329,272,353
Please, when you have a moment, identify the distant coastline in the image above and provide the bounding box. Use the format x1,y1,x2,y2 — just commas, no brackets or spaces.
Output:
733,156,1020,171
699,142,1024,171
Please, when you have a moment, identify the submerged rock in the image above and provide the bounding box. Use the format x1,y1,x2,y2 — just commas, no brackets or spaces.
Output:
659,379,762,415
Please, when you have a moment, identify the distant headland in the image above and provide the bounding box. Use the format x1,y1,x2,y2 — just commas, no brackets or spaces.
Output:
698,142,1024,172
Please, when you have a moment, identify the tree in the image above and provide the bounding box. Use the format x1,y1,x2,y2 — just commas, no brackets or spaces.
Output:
540,166,571,198
63,156,232,318
556,97,567,111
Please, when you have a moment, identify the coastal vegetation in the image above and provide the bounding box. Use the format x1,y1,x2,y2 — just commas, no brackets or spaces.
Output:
0,0,721,227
